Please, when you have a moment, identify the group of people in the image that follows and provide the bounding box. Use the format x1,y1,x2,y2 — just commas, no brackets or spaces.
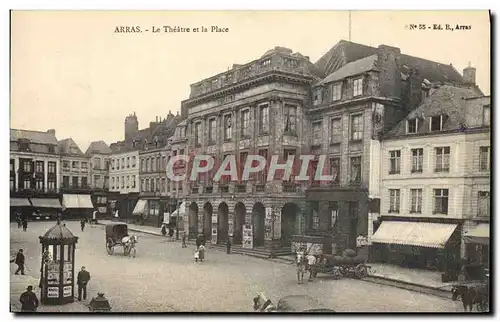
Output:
295,249,318,284
15,213,28,231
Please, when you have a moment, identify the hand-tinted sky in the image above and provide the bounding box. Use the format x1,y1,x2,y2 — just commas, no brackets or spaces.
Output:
11,10,490,151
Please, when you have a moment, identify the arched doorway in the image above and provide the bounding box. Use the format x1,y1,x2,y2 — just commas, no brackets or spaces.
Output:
188,202,199,239
281,203,299,246
203,202,213,240
217,202,229,244
252,203,266,247
233,202,246,245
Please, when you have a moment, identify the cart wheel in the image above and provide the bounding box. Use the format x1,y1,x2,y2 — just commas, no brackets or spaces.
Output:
124,244,131,256
355,265,368,279
331,267,342,279
106,239,114,255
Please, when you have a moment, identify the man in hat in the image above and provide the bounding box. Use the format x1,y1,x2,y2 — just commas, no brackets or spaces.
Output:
11,249,25,275
19,285,39,312
77,266,91,301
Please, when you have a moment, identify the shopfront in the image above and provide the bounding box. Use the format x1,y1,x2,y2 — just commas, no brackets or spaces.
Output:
371,219,462,274
464,222,490,267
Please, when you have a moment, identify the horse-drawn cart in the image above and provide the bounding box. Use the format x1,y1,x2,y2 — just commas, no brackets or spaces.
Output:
105,223,138,257
313,251,371,280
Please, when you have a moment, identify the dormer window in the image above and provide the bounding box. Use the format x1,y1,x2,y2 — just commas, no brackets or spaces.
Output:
313,89,322,106
132,140,137,149
332,83,342,101
421,88,430,100
353,78,363,97
153,136,159,148
407,119,418,134
19,140,30,152
483,105,490,126
430,115,443,132
144,139,148,150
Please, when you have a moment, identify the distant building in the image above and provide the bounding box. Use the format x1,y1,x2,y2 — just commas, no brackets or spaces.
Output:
58,138,93,218
85,140,112,214
10,128,62,219
136,111,179,227
371,82,490,271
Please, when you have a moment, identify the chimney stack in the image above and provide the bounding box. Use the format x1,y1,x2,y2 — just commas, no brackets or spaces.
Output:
463,63,476,85
47,129,56,137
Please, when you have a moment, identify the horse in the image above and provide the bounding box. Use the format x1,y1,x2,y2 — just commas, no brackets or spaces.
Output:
122,235,139,258
295,251,306,284
451,283,489,312
253,293,278,312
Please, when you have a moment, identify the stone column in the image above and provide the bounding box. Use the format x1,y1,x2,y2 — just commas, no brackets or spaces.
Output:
44,160,48,192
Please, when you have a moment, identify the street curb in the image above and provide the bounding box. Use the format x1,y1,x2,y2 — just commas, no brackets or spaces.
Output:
363,275,453,300
105,223,454,298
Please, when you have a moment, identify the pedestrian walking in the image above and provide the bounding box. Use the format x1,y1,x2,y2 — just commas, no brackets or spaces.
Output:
226,238,231,254
306,253,317,282
19,285,39,312
16,212,22,229
11,249,25,275
22,218,28,232
182,232,187,248
198,244,205,262
196,235,202,249
161,223,167,237
92,208,98,224
80,218,86,232
168,228,174,241
77,266,91,301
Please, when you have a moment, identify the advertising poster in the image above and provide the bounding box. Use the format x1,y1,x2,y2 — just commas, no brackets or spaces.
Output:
242,224,253,249
63,285,72,297
47,287,59,298
47,263,60,285
211,228,218,244
273,207,282,240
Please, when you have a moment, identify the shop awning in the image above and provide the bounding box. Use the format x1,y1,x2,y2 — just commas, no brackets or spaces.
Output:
371,221,458,248
62,194,94,209
10,198,31,207
133,199,147,215
463,223,490,245
62,194,79,208
77,195,94,209
30,198,62,209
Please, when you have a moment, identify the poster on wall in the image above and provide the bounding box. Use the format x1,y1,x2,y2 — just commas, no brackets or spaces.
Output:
212,213,218,224
47,287,59,298
264,207,273,240
273,207,282,240
228,219,234,237
63,285,72,297
211,228,218,244
63,263,73,283
242,224,253,249
47,263,60,285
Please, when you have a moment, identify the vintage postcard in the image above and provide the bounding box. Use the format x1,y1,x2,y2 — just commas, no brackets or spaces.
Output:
9,10,490,313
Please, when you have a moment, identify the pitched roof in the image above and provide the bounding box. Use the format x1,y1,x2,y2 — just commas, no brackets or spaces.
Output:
85,140,112,155
58,138,84,156
318,55,377,85
314,40,464,85
386,85,483,138
10,129,58,145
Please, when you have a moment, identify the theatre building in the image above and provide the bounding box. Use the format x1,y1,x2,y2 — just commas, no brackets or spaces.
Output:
371,82,490,277
181,46,318,251
10,128,62,220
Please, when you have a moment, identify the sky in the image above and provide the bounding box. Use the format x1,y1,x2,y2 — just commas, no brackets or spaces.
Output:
11,10,490,151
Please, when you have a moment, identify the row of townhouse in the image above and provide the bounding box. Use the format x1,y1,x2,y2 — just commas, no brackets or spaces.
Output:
9,127,113,219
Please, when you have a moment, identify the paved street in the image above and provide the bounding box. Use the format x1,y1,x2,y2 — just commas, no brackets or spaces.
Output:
10,221,463,312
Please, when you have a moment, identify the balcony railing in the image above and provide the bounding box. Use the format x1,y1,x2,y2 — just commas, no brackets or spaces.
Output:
189,53,312,98
282,182,299,193
219,185,229,193
255,184,266,192
235,184,246,193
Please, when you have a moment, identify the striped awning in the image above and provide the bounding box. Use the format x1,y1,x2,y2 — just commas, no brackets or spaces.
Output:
10,198,31,207
30,198,62,209
371,221,458,249
463,223,489,245
133,199,147,215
